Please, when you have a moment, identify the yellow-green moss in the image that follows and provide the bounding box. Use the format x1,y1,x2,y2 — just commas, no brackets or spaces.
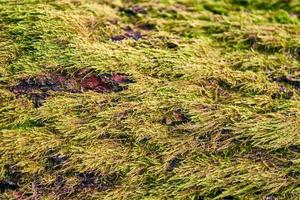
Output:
0,0,299,199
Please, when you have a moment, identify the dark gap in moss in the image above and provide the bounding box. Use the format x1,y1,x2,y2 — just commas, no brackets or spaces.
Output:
0,180,18,192
162,109,191,126
10,69,135,107
111,26,142,41
217,80,237,91
165,42,179,49
31,170,122,198
223,196,237,200
119,5,148,17
253,45,283,54
291,47,300,59
273,75,300,89
124,26,142,40
166,156,183,172
197,133,211,146
76,171,121,192
0,164,22,193
31,175,70,199
271,85,293,100
138,136,151,144
265,196,277,200
207,188,226,198
271,92,293,100
44,148,69,171
288,145,300,153
111,35,126,41
193,195,204,200
286,168,300,178
45,155,69,171
29,93,50,108
246,148,293,168
136,22,156,31
230,0,249,7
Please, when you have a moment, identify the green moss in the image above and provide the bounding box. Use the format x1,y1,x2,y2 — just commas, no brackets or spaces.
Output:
273,10,299,24
0,0,299,199
204,2,229,15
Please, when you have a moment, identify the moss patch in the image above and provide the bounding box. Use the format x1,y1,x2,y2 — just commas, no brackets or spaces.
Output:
0,0,299,199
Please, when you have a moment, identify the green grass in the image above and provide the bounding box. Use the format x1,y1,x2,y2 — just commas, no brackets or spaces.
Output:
0,0,300,199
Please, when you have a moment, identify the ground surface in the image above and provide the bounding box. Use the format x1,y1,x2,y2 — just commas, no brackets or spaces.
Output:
0,0,300,199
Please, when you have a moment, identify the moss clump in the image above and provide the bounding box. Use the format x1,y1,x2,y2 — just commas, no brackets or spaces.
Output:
0,0,299,199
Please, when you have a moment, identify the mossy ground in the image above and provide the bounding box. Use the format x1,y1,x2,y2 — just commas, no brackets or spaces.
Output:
0,0,300,199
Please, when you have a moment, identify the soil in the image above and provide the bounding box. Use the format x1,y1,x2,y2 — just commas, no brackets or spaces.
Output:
10,70,134,107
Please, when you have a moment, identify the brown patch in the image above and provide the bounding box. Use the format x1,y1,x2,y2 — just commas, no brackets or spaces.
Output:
29,170,120,199
31,172,121,198
80,73,131,92
166,42,179,49
288,145,300,153
166,156,183,172
282,75,300,88
0,164,22,192
111,27,142,42
29,93,50,108
55,38,69,48
130,5,147,14
271,85,293,100
162,110,191,126
11,75,74,95
111,35,126,41
10,70,134,107
124,27,142,40
0,180,19,192
245,34,261,49
115,109,134,120
76,171,120,191
111,73,134,84
273,75,300,89
173,110,189,122
136,168,147,175
247,148,292,168
82,76,102,90
120,5,147,16
31,175,70,200
46,154,69,170
137,23,156,31
47,176,68,196
13,191,27,200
